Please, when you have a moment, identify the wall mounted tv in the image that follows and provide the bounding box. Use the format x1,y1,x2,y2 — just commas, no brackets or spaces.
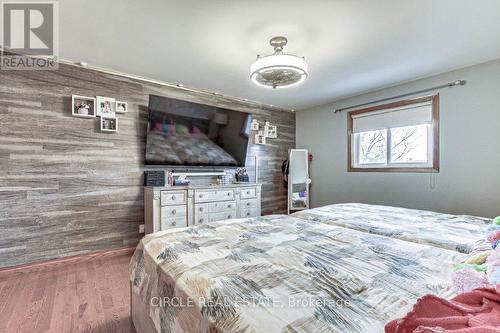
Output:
145,95,252,167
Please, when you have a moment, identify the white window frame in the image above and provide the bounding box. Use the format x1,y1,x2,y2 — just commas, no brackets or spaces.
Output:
348,95,439,173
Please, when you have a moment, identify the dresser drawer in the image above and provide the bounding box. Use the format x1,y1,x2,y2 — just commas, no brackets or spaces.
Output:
215,190,234,201
194,214,209,225
161,216,187,230
161,205,187,218
209,200,236,213
240,208,259,218
194,203,209,214
240,188,257,199
195,190,215,202
160,191,187,206
240,199,258,209
195,189,234,202
209,210,237,222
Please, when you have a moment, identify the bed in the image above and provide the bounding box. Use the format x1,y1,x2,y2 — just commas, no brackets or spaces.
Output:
129,203,488,333
291,203,490,253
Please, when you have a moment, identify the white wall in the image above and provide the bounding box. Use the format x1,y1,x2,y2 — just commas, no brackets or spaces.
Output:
296,59,500,218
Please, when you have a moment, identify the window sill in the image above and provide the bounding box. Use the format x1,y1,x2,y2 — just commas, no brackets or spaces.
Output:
348,166,439,173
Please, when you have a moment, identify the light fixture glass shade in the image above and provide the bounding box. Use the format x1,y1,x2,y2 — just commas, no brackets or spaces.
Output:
250,54,308,89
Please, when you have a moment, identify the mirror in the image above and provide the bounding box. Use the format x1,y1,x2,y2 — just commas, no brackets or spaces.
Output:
288,149,310,213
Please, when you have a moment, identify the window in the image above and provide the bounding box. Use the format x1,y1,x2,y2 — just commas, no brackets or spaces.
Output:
348,95,439,172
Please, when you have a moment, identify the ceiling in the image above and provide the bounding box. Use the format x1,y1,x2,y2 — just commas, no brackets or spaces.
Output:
59,0,500,110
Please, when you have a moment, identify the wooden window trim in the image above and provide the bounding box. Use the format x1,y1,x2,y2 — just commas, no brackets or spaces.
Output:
347,94,439,173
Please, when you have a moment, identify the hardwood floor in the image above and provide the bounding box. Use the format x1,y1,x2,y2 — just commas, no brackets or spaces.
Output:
0,249,136,333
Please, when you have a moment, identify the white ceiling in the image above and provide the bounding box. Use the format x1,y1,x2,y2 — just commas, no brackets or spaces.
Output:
59,0,500,110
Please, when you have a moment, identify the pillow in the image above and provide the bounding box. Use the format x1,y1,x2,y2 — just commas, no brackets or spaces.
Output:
487,230,500,243
191,126,202,134
465,251,493,265
452,268,488,293
493,216,500,225
175,123,189,135
486,248,500,284
163,123,175,135
152,122,163,132
486,224,500,233
452,220,497,292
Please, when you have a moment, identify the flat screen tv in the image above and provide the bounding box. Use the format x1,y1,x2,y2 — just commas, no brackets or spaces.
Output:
145,95,252,167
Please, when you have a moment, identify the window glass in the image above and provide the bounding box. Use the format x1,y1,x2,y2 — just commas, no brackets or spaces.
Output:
358,129,387,165
390,124,428,163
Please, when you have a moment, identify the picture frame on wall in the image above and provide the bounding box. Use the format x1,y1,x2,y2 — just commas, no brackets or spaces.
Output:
96,96,115,117
116,101,127,114
250,119,260,131
254,131,266,145
72,95,96,118
265,124,277,138
100,116,118,132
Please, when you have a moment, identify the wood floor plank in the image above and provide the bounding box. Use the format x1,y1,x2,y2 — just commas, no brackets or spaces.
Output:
49,265,69,333
0,250,135,333
0,273,27,332
32,270,57,332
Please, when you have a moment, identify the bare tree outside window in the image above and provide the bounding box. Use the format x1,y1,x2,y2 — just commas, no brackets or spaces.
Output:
390,125,428,163
359,129,387,164
357,125,428,165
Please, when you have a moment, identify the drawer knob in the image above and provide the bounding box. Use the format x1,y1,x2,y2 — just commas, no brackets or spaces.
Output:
227,193,231,196
171,195,176,200
199,194,203,198
199,207,204,212
198,218,204,224
227,215,232,219
227,204,231,208
171,221,176,226
246,212,251,216
246,191,250,194
172,209,176,215
246,202,251,206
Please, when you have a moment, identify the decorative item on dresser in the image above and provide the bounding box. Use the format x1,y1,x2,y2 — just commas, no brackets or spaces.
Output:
144,184,262,233
144,170,165,187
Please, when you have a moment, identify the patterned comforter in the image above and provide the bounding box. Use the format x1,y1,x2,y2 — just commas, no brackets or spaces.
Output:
292,203,490,253
130,214,468,333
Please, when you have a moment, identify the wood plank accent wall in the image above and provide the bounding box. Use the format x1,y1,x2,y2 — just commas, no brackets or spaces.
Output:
0,63,295,268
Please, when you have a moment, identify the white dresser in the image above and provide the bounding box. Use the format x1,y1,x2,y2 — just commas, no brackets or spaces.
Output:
144,184,262,234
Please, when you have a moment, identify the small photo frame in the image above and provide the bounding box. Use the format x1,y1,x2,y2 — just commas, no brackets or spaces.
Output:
254,131,266,145
96,96,115,117
250,119,260,131
72,95,96,118
100,116,118,132
265,124,277,138
116,101,127,114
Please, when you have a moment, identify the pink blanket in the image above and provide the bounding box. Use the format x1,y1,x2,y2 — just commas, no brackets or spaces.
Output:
385,286,500,333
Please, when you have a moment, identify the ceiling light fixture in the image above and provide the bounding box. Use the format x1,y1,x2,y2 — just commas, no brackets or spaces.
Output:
250,36,308,89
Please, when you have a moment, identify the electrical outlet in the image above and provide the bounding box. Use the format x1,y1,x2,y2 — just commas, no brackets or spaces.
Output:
139,224,145,233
